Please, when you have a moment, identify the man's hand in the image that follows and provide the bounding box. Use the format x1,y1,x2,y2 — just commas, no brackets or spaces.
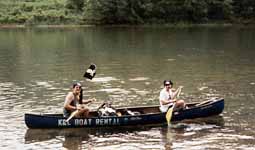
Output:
77,104,82,110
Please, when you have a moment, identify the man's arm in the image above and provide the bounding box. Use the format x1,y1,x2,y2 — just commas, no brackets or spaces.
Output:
171,86,183,100
82,98,96,104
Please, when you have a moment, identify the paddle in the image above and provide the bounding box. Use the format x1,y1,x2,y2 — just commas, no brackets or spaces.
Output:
165,87,182,126
65,64,97,122
66,110,78,122
165,103,175,126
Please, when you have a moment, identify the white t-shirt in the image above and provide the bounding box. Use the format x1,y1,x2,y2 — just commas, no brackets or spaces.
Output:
159,88,174,112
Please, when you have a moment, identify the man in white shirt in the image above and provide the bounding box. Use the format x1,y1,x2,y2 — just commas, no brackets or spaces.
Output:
159,80,186,112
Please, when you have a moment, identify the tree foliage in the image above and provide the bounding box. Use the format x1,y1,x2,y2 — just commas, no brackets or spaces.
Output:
0,0,255,25
82,0,235,24
232,0,255,20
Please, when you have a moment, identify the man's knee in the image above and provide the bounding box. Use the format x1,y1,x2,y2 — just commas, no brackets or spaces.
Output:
179,100,185,104
176,100,185,108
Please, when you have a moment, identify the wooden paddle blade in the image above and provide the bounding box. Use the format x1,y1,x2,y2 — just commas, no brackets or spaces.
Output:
165,105,174,126
84,63,96,80
65,110,79,122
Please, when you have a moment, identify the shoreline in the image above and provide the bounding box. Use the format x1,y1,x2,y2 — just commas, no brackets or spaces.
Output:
1,23,254,29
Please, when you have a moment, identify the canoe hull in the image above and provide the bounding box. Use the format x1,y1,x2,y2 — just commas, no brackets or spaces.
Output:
25,98,224,129
25,112,166,129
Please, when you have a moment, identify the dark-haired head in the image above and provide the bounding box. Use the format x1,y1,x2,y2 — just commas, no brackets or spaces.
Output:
73,82,82,88
163,80,173,86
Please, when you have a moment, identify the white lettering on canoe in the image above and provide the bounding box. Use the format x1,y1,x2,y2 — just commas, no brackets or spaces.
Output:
130,117,142,121
95,118,120,126
74,119,92,126
58,118,120,126
58,119,71,126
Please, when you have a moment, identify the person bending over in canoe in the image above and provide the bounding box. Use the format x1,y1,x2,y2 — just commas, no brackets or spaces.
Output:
159,80,186,112
63,82,95,118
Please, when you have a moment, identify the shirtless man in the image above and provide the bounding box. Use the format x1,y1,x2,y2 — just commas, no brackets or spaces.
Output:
63,82,94,118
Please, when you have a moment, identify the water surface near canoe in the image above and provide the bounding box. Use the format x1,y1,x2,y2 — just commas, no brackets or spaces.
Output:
0,26,254,149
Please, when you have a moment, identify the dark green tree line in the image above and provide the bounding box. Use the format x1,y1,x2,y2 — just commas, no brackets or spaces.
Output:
0,0,255,25
80,0,234,24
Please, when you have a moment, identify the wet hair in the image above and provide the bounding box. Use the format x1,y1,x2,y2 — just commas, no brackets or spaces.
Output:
79,88,83,104
163,80,173,86
72,82,83,104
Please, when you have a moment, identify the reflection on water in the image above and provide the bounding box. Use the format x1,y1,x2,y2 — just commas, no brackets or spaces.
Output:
25,128,91,149
25,126,155,150
0,26,255,149
162,116,254,150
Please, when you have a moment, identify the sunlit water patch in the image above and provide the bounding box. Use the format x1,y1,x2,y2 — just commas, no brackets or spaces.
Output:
35,81,53,88
129,77,150,81
130,88,150,96
97,88,130,95
91,77,119,83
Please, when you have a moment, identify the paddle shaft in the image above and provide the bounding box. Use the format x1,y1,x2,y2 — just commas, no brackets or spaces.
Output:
177,87,182,98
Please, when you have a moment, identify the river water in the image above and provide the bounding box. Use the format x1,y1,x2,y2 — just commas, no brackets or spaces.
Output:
0,26,254,149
